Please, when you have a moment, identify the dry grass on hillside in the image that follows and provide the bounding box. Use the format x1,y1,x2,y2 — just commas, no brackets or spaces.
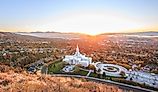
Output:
0,65,123,92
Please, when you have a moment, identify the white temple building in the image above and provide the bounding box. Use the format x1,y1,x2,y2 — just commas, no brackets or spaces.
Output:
63,45,92,67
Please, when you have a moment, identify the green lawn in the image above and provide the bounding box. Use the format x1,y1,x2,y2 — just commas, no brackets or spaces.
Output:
48,61,64,74
48,61,89,75
48,61,126,79
73,66,89,76
89,72,126,80
89,72,98,77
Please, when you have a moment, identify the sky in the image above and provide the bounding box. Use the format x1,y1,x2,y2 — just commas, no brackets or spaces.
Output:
0,0,158,35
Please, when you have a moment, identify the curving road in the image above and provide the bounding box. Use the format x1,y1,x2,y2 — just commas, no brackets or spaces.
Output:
41,62,157,92
50,74,156,92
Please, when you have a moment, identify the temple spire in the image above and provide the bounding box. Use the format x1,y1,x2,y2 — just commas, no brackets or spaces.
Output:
76,45,79,52
75,45,80,56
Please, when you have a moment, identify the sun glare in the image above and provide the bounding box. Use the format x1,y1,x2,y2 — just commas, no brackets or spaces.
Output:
50,12,145,35
12,11,148,35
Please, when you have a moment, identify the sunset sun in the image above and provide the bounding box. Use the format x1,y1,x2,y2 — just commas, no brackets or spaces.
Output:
51,11,146,35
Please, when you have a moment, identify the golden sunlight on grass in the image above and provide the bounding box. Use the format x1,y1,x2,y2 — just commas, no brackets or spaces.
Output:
0,65,123,92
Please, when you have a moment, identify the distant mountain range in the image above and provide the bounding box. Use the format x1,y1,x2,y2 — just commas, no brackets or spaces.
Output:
16,32,91,39
99,31,158,36
128,31,158,36
16,31,158,38
0,32,60,42
0,31,158,42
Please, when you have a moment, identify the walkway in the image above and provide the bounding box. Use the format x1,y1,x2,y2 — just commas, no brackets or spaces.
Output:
86,70,92,77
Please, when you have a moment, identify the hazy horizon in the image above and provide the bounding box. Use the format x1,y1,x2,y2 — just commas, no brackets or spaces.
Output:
0,0,158,35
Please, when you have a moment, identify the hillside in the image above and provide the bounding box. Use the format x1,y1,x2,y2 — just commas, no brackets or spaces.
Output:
0,32,51,42
1,32,158,42
0,65,123,92
98,31,158,36
16,32,91,39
